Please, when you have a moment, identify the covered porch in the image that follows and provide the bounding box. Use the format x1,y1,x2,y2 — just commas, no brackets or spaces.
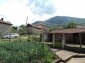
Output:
47,28,85,53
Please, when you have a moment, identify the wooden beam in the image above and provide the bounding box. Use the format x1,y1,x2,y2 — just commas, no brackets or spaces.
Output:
79,33,82,48
62,33,65,49
53,33,55,47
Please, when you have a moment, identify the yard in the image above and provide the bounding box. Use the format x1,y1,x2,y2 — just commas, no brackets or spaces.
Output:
0,40,58,63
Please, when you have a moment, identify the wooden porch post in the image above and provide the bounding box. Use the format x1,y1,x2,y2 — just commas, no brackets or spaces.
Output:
79,33,82,48
53,33,55,47
62,33,65,49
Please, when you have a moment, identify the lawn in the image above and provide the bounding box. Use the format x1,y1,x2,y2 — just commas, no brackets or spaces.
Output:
0,41,58,63
55,42,62,48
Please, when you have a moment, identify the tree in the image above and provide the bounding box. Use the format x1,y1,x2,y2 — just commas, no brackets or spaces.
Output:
63,22,77,29
10,26,18,33
19,24,26,35
49,24,63,31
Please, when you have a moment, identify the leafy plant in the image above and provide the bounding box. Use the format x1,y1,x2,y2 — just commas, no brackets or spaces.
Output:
0,42,58,63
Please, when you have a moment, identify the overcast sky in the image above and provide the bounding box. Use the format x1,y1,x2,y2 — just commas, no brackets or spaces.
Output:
0,0,85,26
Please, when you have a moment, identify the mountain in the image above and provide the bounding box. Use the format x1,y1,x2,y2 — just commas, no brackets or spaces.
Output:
32,16,85,27
32,21,42,25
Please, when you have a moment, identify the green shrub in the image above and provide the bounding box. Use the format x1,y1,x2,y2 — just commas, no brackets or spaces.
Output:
0,42,58,63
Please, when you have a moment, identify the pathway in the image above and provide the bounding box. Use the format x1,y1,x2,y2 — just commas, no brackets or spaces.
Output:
51,48,85,63
51,48,77,61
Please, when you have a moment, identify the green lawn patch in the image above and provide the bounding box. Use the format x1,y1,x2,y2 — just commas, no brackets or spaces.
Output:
0,42,58,63
55,42,62,48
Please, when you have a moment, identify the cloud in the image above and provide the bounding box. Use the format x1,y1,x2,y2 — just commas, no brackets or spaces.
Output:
53,0,85,18
2,0,85,26
0,0,49,25
0,0,9,5
28,0,55,16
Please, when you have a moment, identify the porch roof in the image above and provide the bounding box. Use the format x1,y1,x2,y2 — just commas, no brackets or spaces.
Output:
50,28,85,33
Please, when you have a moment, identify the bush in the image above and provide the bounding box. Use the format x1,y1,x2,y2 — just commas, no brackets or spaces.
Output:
0,42,58,63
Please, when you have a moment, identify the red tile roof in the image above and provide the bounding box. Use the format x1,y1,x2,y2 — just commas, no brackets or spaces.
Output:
50,28,85,33
27,23,41,29
27,23,48,33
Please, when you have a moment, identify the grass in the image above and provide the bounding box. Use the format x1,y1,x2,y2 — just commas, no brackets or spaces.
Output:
0,35,40,42
55,42,62,48
0,41,58,63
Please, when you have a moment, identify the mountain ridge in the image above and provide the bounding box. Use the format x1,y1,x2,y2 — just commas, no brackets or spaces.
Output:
32,16,85,27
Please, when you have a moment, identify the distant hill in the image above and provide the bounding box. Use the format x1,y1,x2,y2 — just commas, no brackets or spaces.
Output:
32,21,42,25
32,16,85,27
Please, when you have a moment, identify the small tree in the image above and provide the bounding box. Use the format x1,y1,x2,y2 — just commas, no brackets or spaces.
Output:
10,26,17,33
63,22,77,29
19,25,26,35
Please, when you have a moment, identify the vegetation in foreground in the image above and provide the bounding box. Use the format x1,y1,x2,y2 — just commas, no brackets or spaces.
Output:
0,42,58,63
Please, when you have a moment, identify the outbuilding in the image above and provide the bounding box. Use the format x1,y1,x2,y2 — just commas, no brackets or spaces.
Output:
47,28,85,49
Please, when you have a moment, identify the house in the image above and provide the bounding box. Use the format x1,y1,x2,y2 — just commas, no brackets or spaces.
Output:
26,23,49,41
0,18,12,35
35,23,49,32
47,28,85,49
27,23,49,34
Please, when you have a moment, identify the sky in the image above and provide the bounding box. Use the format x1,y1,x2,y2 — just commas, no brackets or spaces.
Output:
0,0,85,26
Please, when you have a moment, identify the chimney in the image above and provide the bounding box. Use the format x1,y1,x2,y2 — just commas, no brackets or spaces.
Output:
1,18,4,21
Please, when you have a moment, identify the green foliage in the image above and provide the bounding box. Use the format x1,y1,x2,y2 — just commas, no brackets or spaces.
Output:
0,42,58,63
49,24,63,31
63,22,77,29
33,16,85,27
19,25,26,35
49,26,57,31
10,25,26,35
10,26,17,33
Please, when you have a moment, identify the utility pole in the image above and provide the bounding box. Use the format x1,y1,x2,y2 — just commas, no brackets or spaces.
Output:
25,16,28,36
